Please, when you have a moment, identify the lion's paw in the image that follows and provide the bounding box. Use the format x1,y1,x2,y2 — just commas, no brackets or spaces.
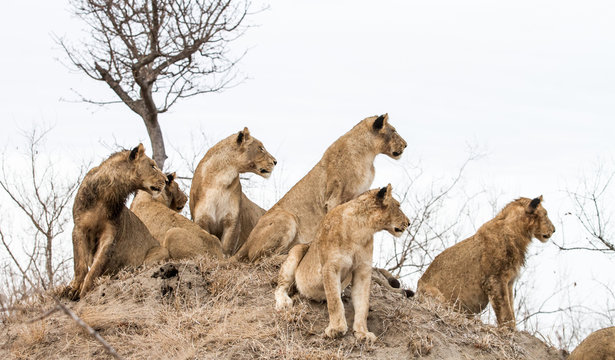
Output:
354,330,377,343
325,323,348,338
275,293,293,311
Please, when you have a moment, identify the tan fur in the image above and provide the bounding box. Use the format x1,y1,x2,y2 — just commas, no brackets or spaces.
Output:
275,185,409,342
417,196,556,329
190,127,276,255
568,326,615,360
131,173,224,260
65,144,169,300
234,114,407,262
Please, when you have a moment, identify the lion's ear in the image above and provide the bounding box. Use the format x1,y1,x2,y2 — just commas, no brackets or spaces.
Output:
129,143,145,161
376,184,392,202
372,114,389,131
237,127,251,145
527,196,542,214
377,187,387,200
166,172,176,184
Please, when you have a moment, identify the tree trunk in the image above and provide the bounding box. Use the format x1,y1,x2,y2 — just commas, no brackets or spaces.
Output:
45,234,53,288
142,111,167,169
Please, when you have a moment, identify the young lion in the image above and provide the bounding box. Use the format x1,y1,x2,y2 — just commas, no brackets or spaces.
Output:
568,326,615,360
66,144,169,300
131,173,224,260
417,196,555,329
234,114,407,262
190,127,276,255
275,185,409,342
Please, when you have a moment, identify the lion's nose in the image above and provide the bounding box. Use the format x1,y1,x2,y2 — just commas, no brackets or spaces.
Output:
273,159,277,165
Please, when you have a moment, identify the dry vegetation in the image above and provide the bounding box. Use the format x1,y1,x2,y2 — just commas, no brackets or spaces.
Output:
1,256,564,359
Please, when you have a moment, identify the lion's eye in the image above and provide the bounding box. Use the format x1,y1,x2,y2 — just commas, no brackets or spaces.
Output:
259,146,264,152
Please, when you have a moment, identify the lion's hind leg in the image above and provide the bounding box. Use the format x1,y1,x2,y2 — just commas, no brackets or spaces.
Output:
275,244,309,311
233,209,298,262
144,244,170,264
163,228,222,260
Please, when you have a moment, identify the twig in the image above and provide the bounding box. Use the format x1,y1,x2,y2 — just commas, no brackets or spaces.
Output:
53,298,125,360
26,305,61,323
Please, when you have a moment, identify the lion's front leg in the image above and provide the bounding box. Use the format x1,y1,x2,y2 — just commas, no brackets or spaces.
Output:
323,262,347,338
66,226,89,300
485,276,515,330
220,216,240,256
351,263,376,343
79,223,116,299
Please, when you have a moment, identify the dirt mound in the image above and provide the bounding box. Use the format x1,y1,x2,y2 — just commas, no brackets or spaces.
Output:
1,257,563,359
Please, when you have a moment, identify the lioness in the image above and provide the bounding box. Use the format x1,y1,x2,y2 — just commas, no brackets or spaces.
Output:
417,196,555,329
275,185,409,342
66,144,169,300
234,114,407,262
190,127,276,255
568,326,615,360
131,173,224,260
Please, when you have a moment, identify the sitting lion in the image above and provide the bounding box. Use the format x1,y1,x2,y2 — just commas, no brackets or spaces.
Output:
416,196,555,329
190,127,276,255
65,144,169,300
568,326,615,360
234,114,407,262
131,173,224,260
275,185,409,342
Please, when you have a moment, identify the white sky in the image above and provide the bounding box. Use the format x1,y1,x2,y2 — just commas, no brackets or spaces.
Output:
0,0,614,346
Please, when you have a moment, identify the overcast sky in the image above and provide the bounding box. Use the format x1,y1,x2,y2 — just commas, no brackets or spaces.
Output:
1,0,614,344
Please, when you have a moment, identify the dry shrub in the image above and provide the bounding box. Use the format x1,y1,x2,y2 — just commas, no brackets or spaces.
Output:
408,332,434,356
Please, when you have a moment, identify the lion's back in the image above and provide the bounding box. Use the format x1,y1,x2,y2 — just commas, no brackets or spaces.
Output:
105,207,160,273
568,327,615,360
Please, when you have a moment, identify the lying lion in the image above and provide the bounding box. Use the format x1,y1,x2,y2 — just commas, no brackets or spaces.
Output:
417,196,555,329
568,326,615,360
275,185,409,342
190,127,276,255
234,114,407,262
65,144,169,300
131,173,224,260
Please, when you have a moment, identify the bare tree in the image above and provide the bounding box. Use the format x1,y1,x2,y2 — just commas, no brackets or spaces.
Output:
557,162,614,253
57,0,256,168
377,153,484,279
0,128,83,293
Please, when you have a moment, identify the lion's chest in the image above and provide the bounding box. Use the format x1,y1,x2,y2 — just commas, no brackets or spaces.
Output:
202,188,239,223
350,164,375,197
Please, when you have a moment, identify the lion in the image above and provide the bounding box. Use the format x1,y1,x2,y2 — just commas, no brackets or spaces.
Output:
275,185,410,342
131,172,224,260
190,127,276,255
416,196,555,329
65,144,169,300
568,326,615,360
233,114,407,262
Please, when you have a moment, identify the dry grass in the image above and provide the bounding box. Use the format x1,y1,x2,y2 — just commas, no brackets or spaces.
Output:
1,256,563,359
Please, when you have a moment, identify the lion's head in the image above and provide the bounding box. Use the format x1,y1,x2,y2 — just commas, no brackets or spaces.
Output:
159,172,188,212
128,143,167,195
369,114,407,160
235,127,277,178
525,196,555,242
369,184,410,237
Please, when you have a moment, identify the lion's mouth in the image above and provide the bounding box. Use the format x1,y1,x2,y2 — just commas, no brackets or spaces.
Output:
394,227,405,233
392,149,404,157
542,234,551,240
150,186,162,192
260,169,270,174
